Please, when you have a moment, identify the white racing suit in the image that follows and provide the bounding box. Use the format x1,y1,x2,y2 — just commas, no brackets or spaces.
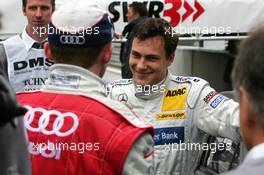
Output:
38,64,154,175
108,73,240,175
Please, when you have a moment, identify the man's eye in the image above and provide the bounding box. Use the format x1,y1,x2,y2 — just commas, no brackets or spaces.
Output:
131,53,141,58
41,6,50,11
146,56,159,61
28,6,37,11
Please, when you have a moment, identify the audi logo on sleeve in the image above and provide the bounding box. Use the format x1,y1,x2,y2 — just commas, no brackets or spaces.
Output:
24,105,79,137
59,35,86,45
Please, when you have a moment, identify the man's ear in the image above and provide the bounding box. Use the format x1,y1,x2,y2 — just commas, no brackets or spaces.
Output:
239,86,261,149
44,42,53,61
167,53,175,67
135,12,140,19
239,87,257,127
102,43,112,64
22,6,26,16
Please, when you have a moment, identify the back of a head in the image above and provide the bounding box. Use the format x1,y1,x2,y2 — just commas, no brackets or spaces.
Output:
232,26,264,128
132,18,178,58
48,1,114,67
129,2,148,17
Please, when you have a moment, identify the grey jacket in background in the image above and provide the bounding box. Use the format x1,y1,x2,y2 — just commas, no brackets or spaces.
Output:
222,158,264,175
0,41,31,175
0,118,31,175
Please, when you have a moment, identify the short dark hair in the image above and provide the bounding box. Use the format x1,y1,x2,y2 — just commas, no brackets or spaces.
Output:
22,0,55,10
232,26,264,128
132,18,178,58
129,2,148,17
49,44,106,68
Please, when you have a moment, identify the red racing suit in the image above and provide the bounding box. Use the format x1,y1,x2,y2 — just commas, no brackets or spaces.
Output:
17,64,154,175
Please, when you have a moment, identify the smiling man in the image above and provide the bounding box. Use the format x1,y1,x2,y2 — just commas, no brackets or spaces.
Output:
108,18,240,175
0,0,54,92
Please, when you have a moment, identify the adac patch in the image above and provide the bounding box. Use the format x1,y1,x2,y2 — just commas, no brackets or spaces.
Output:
154,127,184,145
156,112,185,121
210,95,225,109
162,87,187,111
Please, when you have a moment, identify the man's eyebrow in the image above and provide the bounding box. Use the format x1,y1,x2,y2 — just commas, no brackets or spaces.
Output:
146,54,160,57
131,50,160,58
131,50,141,55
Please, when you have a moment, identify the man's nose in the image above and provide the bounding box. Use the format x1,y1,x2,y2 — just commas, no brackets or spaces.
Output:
136,58,147,70
35,8,42,18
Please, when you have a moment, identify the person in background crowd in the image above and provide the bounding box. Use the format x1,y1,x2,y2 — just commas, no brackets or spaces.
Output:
120,1,148,78
0,59,30,175
222,27,264,175
0,0,55,92
108,18,240,175
17,1,154,175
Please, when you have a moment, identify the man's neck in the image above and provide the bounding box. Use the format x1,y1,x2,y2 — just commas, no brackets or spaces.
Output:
26,25,47,42
248,127,264,150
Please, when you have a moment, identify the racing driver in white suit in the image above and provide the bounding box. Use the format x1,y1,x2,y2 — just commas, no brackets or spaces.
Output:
108,18,240,175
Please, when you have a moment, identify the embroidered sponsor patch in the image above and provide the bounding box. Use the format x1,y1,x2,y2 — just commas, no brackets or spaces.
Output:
175,76,200,83
156,112,185,121
111,79,133,86
162,87,187,111
118,93,128,102
210,95,225,109
204,91,219,104
154,127,184,145
50,73,80,89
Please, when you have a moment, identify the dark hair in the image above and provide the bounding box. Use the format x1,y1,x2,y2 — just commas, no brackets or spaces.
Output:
129,2,148,17
232,26,264,128
22,0,55,11
49,44,107,68
132,18,178,58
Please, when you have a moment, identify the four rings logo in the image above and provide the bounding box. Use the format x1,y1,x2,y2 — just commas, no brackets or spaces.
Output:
59,35,86,45
24,105,79,137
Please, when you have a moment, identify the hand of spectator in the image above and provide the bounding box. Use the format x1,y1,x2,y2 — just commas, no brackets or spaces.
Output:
114,32,121,39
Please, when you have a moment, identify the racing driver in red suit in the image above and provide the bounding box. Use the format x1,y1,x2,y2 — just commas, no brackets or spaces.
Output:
16,1,154,175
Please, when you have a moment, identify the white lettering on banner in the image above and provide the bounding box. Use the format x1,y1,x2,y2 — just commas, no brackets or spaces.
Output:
24,105,79,137
161,132,178,140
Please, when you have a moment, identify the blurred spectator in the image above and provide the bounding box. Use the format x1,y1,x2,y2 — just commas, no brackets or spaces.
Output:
0,0,55,92
222,27,264,175
120,1,148,78
0,59,30,175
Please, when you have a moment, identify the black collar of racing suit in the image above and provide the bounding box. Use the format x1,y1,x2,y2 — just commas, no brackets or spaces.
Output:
134,73,170,100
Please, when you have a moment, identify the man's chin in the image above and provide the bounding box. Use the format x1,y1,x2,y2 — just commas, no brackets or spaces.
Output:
133,77,152,86
33,23,48,28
